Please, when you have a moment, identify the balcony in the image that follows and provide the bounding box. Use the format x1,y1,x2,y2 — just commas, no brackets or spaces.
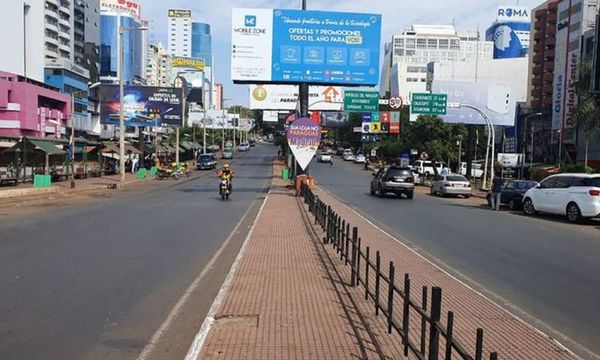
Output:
544,61,555,70
535,8,547,18
545,49,555,59
45,36,59,47
59,18,71,28
548,1,558,11
542,97,553,107
531,88,542,99
547,12,557,24
546,26,556,36
544,72,554,82
546,37,556,46
45,21,59,33
533,65,544,75
543,84,553,94
534,20,544,30
531,100,542,108
532,77,543,86
46,46,59,58
59,42,71,52
534,42,544,53
533,54,544,64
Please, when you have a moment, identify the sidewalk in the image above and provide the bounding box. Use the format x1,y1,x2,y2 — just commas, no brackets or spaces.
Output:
195,163,580,359
196,163,405,359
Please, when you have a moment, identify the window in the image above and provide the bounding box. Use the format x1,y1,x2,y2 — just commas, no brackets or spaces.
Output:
417,38,427,49
572,176,600,187
540,177,559,189
554,176,573,188
427,38,437,48
447,175,468,182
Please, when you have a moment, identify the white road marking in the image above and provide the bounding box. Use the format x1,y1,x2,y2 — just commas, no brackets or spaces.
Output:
183,196,268,360
136,195,268,360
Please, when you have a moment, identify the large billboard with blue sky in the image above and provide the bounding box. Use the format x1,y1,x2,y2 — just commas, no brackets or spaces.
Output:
485,6,530,59
231,8,381,86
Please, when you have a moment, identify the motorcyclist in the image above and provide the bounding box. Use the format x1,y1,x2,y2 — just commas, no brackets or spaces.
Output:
217,163,234,193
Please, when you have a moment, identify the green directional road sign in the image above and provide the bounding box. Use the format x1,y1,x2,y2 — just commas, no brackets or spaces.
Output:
344,90,379,112
410,93,448,115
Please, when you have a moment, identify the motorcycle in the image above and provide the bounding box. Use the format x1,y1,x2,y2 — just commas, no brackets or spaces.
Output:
156,167,180,180
219,177,231,200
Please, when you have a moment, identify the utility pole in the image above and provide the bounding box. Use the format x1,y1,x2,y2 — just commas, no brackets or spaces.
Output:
298,0,309,176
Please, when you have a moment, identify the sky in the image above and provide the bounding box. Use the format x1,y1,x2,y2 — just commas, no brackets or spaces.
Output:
140,0,543,107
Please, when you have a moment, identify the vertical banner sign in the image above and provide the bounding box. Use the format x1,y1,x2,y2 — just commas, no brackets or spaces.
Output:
287,117,322,170
552,0,582,144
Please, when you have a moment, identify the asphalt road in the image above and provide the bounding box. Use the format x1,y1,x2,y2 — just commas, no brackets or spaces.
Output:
0,144,275,360
310,157,600,359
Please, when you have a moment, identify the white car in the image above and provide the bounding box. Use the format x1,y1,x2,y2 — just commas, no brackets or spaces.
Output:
343,153,356,161
354,154,366,163
522,173,600,223
317,152,332,163
238,143,250,152
413,160,449,177
459,162,484,178
430,174,472,197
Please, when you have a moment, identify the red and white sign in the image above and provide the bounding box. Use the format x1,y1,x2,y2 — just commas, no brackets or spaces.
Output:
101,0,141,20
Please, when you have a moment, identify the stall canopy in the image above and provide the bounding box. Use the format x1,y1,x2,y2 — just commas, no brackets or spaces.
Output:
1,137,66,155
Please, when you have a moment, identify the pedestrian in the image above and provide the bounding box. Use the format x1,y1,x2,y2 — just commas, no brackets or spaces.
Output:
491,175,503,210
277,149,281,159
131,156,139,174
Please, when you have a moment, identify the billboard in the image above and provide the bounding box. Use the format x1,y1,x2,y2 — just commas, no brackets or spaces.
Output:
99,85,183,127
100,0,141,20
287,117,322,170
321,112,349,127
168,9,191,18
231,8,381,86
431,81,517,126
552,0,583,144
262,110,280,123
486,22,530,59
249,85,343,110
172,57,205,72
496,6,530,23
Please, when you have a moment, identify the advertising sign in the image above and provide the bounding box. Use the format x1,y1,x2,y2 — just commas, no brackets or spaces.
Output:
343,90,379,111
496,6,530,23
168,9,191,18
99,85,183,127
498,153,522,167
172,57,205,72
321,112,349,127
249,85,343,110
431,81,517,126
287,117,322,170
486,22,530,59
101,0,141,20
552,0,583,144
232,8,382,86
262,110,280,123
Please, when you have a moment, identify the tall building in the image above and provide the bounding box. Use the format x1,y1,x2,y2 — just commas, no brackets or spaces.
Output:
168,9,192,58
380,25,493,99
486,6,532,59
192,22,212,66
146,43,172,86
99,0,145,84
214,83,223,110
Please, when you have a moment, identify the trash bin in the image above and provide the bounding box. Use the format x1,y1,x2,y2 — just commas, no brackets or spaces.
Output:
33,174,51,188
150,166,158,176
137,168,147,179
281,167,289,179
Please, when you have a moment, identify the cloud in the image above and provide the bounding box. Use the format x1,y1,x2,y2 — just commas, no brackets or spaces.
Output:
140,0,541,106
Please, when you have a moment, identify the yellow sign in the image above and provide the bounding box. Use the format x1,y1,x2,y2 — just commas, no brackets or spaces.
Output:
171,57,205,71
168,9,191,18
252,86,268,101
370,122,381,133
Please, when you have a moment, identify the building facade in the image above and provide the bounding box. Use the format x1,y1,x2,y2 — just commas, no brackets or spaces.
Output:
0,71,71,138
168,9,192,58
192,22,212,66
146,43,172,87
99,0,144,84
381,25,494,100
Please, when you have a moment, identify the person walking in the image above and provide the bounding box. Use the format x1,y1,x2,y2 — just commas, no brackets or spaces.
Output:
491,175,503,210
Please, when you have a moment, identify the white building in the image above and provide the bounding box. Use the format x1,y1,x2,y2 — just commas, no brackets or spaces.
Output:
146,43,172,86
381,25,494,100
168,9,192,58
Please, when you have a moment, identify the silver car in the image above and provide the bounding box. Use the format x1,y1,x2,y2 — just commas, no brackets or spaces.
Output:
430,174,472,198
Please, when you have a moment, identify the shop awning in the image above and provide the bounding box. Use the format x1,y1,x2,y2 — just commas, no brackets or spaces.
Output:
102,143,120,153
28,139,66,155
124,143,141,154
180,141,193,150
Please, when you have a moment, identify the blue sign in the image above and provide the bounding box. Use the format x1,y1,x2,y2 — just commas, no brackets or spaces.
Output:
485,22,530,59
271,9,381,86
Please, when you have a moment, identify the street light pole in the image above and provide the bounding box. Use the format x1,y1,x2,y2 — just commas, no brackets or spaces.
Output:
520,112,542,179
118,26,126,182
459,104,495,189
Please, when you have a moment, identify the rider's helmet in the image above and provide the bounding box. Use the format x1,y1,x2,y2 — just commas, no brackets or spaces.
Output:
223,163,230,169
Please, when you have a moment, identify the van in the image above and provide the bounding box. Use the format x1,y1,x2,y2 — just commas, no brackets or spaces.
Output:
412,160,449,176
459,162,484,178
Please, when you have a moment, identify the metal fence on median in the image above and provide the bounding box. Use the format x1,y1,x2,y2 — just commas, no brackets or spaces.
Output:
301,183,499,360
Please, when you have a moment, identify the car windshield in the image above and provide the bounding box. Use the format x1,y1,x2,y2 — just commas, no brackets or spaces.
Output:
447,175,468,182
388,168,412,176
198,155,213,161
515,181,537,189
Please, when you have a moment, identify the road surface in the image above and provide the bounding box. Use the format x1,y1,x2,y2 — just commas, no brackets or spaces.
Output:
0,145,275,360
310,157,600,359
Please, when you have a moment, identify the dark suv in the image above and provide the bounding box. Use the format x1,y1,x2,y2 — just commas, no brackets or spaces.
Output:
370,166,415,199
196,154,217,170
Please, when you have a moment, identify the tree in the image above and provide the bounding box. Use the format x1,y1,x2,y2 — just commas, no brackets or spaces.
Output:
573,56,600,167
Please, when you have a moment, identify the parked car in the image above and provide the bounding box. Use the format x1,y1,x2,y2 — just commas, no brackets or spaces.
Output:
317,152,332,163
459,162,484,178
486,180,538,210
413,160,449,177
342,148,353,158
336,148,345,156
343,153,356,161
196,153,218,170
430,174,471,197
222,149,233,159
354,154,366,163
238,142,250,152
370,166,415,199
522,173,600,223
249,139,256,147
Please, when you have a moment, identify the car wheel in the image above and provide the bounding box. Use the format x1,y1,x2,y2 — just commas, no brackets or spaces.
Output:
377,186,384,198
522,198,536,216
486,194,492,207
370,185,375,196
406,191,414,200
430,186,435,196
566,202,582,223
509,199,517,211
